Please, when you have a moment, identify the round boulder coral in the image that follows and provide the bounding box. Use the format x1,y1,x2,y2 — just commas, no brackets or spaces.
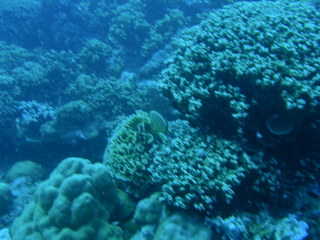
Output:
11,157,127,240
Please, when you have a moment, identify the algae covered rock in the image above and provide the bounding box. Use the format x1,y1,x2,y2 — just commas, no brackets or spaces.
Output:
6,160,46,182
0,228,10,240
208,211,309,240
154,212,212,240
0,182,11,214
10,157,128,240
133,192,164,225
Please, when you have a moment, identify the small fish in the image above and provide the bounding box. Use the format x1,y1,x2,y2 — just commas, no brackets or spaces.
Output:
149,110,168,134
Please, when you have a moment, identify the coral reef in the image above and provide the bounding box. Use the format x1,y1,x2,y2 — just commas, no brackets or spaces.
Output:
10,157,134,240
0,160,46,229
0,41,165,147
149,120,260,213
206,211,309,240
6,160,46,183
0,0,319,239
160,0,320,140
153,212,212,240
0,41,79,143
0,0,221,152
104,111,156,196
104,111,261,214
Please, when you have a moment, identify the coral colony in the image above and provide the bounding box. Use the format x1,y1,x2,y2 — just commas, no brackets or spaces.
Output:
0,0,319,240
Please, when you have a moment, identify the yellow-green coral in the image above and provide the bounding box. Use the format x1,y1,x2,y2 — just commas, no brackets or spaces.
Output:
103,111,157,196
104,111,261,214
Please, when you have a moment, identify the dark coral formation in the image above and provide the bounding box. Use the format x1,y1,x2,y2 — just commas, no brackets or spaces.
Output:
160,0,320,141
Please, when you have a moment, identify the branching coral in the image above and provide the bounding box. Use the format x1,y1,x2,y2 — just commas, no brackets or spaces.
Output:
104,111,261,214
160,0,320,138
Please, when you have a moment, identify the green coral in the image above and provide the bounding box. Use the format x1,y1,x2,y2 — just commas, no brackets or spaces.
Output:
108,0,190,62
77,39,123,76
160,0,320,137
104,111,260,214
103,111,156,196
41,100,98,141
149,120,260,213
10,157,133,240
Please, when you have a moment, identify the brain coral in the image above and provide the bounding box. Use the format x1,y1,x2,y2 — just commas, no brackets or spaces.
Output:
11,157,126,240
160,0,320,138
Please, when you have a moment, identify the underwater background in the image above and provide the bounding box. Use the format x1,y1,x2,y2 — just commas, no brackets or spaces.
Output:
0,0,320,239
